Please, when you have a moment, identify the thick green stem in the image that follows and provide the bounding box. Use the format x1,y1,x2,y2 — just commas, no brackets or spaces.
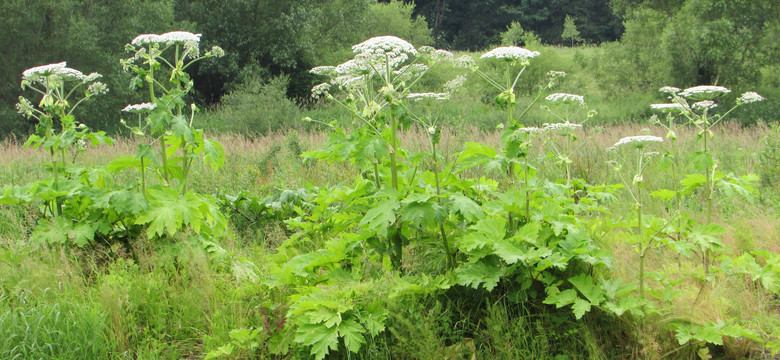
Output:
637,183,645,304
148,62,169,183
140,156,146,198
432,140,456,269
703,124,712,272
524,155,530,221
389,114,402,269
50,147,60,217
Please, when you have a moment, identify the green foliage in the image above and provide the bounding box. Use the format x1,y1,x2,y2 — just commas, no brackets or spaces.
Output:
500,21,541,47
561,14,583,46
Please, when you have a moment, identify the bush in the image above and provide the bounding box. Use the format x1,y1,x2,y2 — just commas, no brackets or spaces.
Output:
199,75,301,136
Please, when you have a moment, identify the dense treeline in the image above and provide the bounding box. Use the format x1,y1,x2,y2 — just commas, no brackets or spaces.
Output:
0,0,777,137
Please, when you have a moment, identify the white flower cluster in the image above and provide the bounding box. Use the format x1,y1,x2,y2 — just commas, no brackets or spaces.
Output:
547,71,567,78
394,63,429,81
311,83,331,99
310,66,337,77
131,31,202,46
543,122,583,133
453,55,477,69
443,75,467,93
406,92,449,101
692,100,717,110
121,103,157,113
678,85,731,99
515,127,543,134
611,135,663,149
650,103,686,113
480,46,540,63
659,86,681,94
22,62,104,84
87,82,109,96
352,36,417,68
737,91,764,104
432,49,454,62
545,93,585,106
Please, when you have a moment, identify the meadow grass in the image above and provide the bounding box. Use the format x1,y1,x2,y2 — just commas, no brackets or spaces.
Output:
0,120,777,358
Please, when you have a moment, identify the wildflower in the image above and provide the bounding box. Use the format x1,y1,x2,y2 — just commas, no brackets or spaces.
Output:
16,97,35,117
443,75,467,93
131,34,163,46
515,127,543,134
22,62,67,80
406,92,449,101
692,100,717,110
334,59,370,76
207,46,225,58
611,135,663,149
545,93,585,106
659,86,681,94
352,36,417,68
679,85,731,100
311,83,330,99
83,72,102,83
737,92,764,105
310,66,337,77
394,63,429,81
432,49,454,61
480,46,540,63
160,31,201,43
453,55,477,70
121,103,157,113
86,82,109,96
650,103,686,113
547,71,567,78
543,122,583,133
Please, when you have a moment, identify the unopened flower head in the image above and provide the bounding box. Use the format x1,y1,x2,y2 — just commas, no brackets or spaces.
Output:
16,97,35,117
207,46,225,58
311,83,331,99
87,82,109,96
679,85,731,100
692,100,717,110
737,92,764,105
480,46,540,64
612,135,663,149
427,126,436,135
543,122,582,133
659,86,681,94
650,103,686,113
545,93,585,106
407,92,449,101
121,103,157,113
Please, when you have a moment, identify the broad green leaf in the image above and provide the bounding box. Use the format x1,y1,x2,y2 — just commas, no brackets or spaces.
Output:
569,273,604,304
338,317,366,353
651,189,677,201
69,222,96,247
681,174,707,191
295,322,339,360
32,216,70,245
456,258,504,290
543,289,578,308
571,298,591,319
359,199,399,237
493,240,526,264
450,193,484,222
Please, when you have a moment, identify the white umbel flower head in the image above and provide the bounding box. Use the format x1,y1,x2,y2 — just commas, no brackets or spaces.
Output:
545,93,585,106
443,75,467,93
543,122,583,133
310,66,337,77
547,71,567,78
131,34,163,46
650,103,687,113
679,85,731,100
22,62,67,79
407,92,449,101
659,86,681,94
453,55,477,69
160,31,201,43
515,127,543,134
737,92,764,105
352,36,417,68
121,103,157,113
692,100,718,110
480,46,540,63
612,135,663,149
311,83,331,99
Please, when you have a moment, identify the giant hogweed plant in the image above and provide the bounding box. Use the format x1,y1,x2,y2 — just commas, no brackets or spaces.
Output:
1,32,229,250
233,41,622,359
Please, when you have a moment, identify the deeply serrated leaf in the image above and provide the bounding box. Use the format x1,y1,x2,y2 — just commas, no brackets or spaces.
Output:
295,323,339,360
569,273,604,304
359,199,399,237
338,317,366,353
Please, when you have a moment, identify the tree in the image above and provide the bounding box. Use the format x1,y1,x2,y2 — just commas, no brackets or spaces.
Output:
561,14,582,46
